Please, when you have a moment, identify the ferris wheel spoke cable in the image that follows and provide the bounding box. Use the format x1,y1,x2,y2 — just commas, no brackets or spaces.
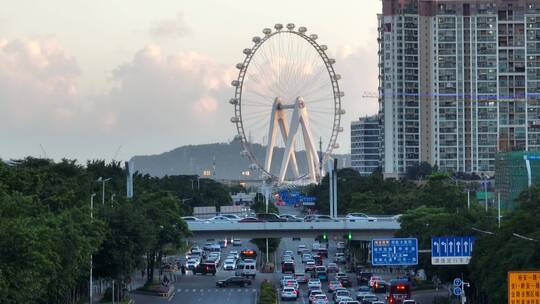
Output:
249,60,283,99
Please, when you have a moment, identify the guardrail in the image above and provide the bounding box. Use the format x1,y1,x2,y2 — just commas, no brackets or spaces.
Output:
186,219,400,232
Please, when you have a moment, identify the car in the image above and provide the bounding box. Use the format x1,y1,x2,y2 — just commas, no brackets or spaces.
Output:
219,214,242,221
218,239,228,248
256,213,287,222
238,217,263,223
223,259,236,270
308,278,322,289
281,286,299,301
346,213,377,222
333,290,352,302
283,250,294,257
181,216,202,222
229,250,239,258
360,295,380,304
297,244,308,254
194,263,216,275
295,273,308,283
328,280,342,293
357,272,372,286
402,301,417,304
312,242,321,251
339,275,353,287
312,294,329,304
232,239,243,246
356,286,372,300
371,301,385,304
280,275,295,287
208,216,233,223
185,258,200,270
313,215,335,222
368,276,382,287
327,262,339,273
315,266,328,281
302,253,313,263
334,252,346,264
317,247,329,258
305,261,316,272
216,276,251,288
280,214,303,222
372,280,388,293
313,255,323,266
338,300,360,304
226,254,236,260
282,261,295,274
308,290,325,304
283,279,299,290
337,241,345,249
235,259,256,278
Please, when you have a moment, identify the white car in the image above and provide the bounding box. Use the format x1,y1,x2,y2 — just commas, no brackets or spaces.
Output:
302,253,312,263
182,216,202,222
223,259,236,270
345,213,377,222
308,278,322,289
297,244,307,254
185,258,199,270
281,286,299,300
280,275,294,287
208,216,233,223
334,290,351,302
229,250,239,259
220,214,242,221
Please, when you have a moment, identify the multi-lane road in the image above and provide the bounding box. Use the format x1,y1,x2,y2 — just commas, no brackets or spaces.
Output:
132,205,445,304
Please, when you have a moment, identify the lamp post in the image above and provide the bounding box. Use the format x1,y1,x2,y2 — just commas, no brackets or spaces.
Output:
483,176,488,212
97,177,111,205
90,193,96,304
111,193,115,206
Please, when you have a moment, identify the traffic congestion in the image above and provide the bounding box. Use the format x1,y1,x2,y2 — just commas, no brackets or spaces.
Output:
177,235,421,304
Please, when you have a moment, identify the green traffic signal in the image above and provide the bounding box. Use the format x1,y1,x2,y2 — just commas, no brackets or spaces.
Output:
348,231,352,240
323,233,327,240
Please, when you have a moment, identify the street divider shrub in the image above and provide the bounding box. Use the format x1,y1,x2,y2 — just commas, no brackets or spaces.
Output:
258,281,277,304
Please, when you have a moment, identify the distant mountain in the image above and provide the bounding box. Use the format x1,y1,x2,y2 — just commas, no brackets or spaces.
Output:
130,139,350,180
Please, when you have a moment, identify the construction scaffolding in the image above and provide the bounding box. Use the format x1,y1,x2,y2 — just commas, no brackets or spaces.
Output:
495,151,540,211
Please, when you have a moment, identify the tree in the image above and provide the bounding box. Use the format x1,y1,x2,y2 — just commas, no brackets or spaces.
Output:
470,186,540,303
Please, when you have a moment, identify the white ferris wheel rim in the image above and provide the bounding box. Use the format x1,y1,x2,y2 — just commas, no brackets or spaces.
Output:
230,23,344,181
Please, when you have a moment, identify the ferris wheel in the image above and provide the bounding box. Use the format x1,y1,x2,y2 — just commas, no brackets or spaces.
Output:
230,23,344,185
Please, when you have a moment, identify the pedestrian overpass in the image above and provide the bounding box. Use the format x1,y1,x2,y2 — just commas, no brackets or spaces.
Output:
186,218,400,241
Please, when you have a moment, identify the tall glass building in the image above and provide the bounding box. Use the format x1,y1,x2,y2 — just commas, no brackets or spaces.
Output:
379,0,540,177
351,115,381,175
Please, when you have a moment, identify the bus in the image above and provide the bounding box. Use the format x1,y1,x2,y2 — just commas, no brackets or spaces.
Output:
240,249,257,259
387,281,411,304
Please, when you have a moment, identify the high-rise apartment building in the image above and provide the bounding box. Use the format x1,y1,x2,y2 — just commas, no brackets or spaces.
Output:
351,115,381,175
379,0,540,177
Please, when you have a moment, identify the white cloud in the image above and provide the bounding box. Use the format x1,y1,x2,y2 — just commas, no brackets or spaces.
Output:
149,13,190,40
0,37,81,131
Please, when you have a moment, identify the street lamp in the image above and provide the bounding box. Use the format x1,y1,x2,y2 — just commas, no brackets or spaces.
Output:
513,233,539,242
97,177,111,205
89,193,96,304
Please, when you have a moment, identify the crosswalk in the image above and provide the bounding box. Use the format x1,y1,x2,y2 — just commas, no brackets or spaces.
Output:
176,288,257,293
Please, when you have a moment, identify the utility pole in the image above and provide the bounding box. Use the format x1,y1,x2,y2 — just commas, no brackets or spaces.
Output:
89,193,96,304
498,192,501,228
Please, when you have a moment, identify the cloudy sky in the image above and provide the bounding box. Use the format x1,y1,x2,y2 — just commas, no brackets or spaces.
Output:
0,0,381,162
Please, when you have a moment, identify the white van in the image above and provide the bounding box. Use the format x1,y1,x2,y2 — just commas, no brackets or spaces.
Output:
235,260,256,278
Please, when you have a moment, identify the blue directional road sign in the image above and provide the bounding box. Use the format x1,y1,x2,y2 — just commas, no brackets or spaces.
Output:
453,286,462,296
372,238,418,266
431,236,475,265
453,278,462,287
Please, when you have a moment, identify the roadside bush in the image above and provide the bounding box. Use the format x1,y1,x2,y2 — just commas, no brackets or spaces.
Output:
258,281,277,304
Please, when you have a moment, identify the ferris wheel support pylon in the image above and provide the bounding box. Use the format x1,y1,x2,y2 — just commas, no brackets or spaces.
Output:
264,98,300,180
277,97,319,184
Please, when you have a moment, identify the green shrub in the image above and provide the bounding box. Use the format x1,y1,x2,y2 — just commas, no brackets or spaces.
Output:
258,281,277,304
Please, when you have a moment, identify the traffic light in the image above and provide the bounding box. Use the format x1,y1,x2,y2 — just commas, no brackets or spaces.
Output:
323,232,327,241
348,231,352,240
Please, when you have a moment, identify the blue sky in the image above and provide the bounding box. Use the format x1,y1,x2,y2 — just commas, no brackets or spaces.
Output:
0,0,381,162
